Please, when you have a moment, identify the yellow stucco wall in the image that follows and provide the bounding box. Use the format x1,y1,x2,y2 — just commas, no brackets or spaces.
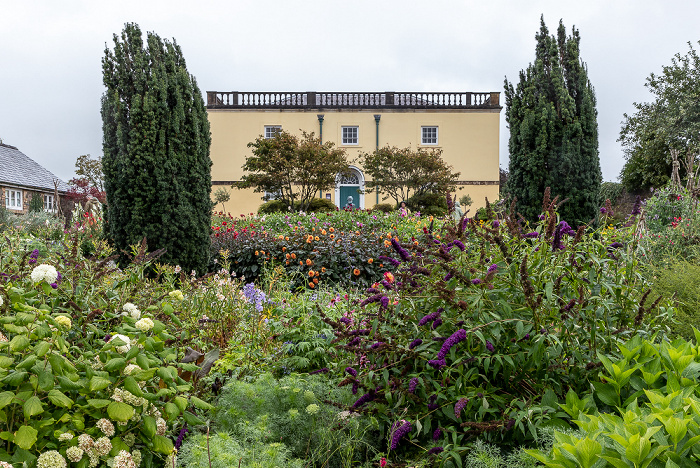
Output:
209,108,500,215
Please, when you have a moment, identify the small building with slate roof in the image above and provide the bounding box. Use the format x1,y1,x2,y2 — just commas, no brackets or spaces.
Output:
0,141,70,214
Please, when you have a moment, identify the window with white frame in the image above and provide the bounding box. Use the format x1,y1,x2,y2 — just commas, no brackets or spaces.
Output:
5,189,22,209
43,194,55,212
341,126,359,145
421,126,438,145
264,125,282,139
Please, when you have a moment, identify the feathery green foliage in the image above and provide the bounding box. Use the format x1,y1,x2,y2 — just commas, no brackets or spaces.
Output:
101,23,212,273
505,17,601,225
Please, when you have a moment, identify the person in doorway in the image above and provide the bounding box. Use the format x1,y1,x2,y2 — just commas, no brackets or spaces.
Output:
398,201,411,217
345,196,354,210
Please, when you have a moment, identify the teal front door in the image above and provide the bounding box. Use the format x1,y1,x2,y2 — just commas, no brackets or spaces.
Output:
340,186,359,209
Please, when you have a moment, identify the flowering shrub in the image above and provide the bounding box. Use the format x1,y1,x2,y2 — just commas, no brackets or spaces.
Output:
320,197,672,464
643,185,696,233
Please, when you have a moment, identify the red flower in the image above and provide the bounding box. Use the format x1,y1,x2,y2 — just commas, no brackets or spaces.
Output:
380,458,387,467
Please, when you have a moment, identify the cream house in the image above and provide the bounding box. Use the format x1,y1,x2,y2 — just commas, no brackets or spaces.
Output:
206,91,501,214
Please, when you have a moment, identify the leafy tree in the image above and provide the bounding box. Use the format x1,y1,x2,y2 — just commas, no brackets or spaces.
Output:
505,17,601,224
75,154,105,193
213,187,231,214
28,192,44,213
102,23,212,273
359,146,460,207
238,131,349,213
619,41,700,191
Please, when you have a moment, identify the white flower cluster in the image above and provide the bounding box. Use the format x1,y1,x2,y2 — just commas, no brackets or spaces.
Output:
109,334,131,353
122,432,136,447
0,295,3,307
122,303,141,320
36,450,67,468
31,264,58,284
54,315,71,328
58,432,74,441
168,290,184,301
124,364,141,375
78,434,94,452
96,418,115,437
91,356,104,370
135,317,154,332
113,450,136,468
132,449,142,466
94,437,112,456
0,462,14,468
66,446,84,463
0,332,7,343
156,417,167,436
112,388,145,407
165,452,177,467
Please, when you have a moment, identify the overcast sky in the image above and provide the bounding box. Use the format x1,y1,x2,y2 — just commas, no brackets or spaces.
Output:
1,0,698,184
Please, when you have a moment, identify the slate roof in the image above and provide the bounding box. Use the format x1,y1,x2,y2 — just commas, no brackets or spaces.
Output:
0,143,70,192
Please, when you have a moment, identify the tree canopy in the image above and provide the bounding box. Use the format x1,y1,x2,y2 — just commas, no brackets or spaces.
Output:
619,41,700,192
238,131,350,213
102,23,212,274
359,146,460,207
504,17,601,224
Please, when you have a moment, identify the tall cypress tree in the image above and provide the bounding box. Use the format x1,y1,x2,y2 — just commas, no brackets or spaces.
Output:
102,23,212,273
505,17,601,224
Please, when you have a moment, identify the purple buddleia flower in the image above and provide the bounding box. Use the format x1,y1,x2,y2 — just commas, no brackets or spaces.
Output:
56,271,62,283
408,377,419,393
174,423,188,450
428,394,438,411
418,311,440,326
471,278,482,285
345,367,357,377
347,337,361,347
433,428,442,440
454,398,469,418
505,418,516,431
381,280,394,290
428,359,446,369
380,296,390,310
366,287,379,294
477,392,483,398
443,271,454,281
608,242,623,250
600,207,607,214
559,221,574,236
50,283,58,289
446,193,454,213
352,391,375,408
390,421,412,450
492,220,500,228
427,447,444,455
453,240,466,251
487,264,498,274
485,340,495,352
309,368,329,374
391,238,412,261
379,255,401,267
30,249,40,259
436,329,467,360
538,214,545,220
631,195,642,216
431,318,443,329
524,231,539,238
408,338,422,349
371,342,384,349
551,224,565,251
562,299,576,312
352,382,359,394
339,317,351,325
361,294,383,307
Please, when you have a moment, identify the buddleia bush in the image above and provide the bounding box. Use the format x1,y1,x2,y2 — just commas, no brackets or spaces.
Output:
320,193,672,466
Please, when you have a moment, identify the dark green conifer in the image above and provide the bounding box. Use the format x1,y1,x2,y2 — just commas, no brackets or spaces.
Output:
102,23,212,273
505,17,601,224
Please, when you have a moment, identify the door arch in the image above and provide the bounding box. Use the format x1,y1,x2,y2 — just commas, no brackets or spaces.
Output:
335,166,365,209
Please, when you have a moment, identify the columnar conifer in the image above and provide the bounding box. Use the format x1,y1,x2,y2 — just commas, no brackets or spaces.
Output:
505,17,601,224
102,23,212,273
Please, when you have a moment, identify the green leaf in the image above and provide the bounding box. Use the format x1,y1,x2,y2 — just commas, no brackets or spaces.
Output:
23,396,43,419
190,396,214,410
87,399,111,409
142,415,156,438
107,401,134,422
9,335,30,352
123,377,143,398
34,341,51,357
15,355,37,369
173,396,188,412
1,371,27,386
0,356,14,368
56,375,83,391
47,390,73,409
13,425,37,450
37,371,54,391
152,434,174,454
89,376,112,392
0,392,15,410
164,402,180,420
125,345,140,361
103,357,126,372
135,354,150,370
182,411,204,426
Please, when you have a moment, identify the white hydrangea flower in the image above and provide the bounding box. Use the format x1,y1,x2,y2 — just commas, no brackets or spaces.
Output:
78,433,94,451
36,450,67,468
94,436,112,456
132,449,142,467
66,446,84,463
168,290,184,301
87,450,99,468
124,364,141,375
58,432,74,441
122,432,136,447
0,462,14,468
164,451,177,468
0,295,3,307
134,317,154,332
54,315,71,328
113,450,136,468
122,303,141,320
0,332,7,343
31,264,58,284
109,334,131,353
96,418,115,437
156,417,167,436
